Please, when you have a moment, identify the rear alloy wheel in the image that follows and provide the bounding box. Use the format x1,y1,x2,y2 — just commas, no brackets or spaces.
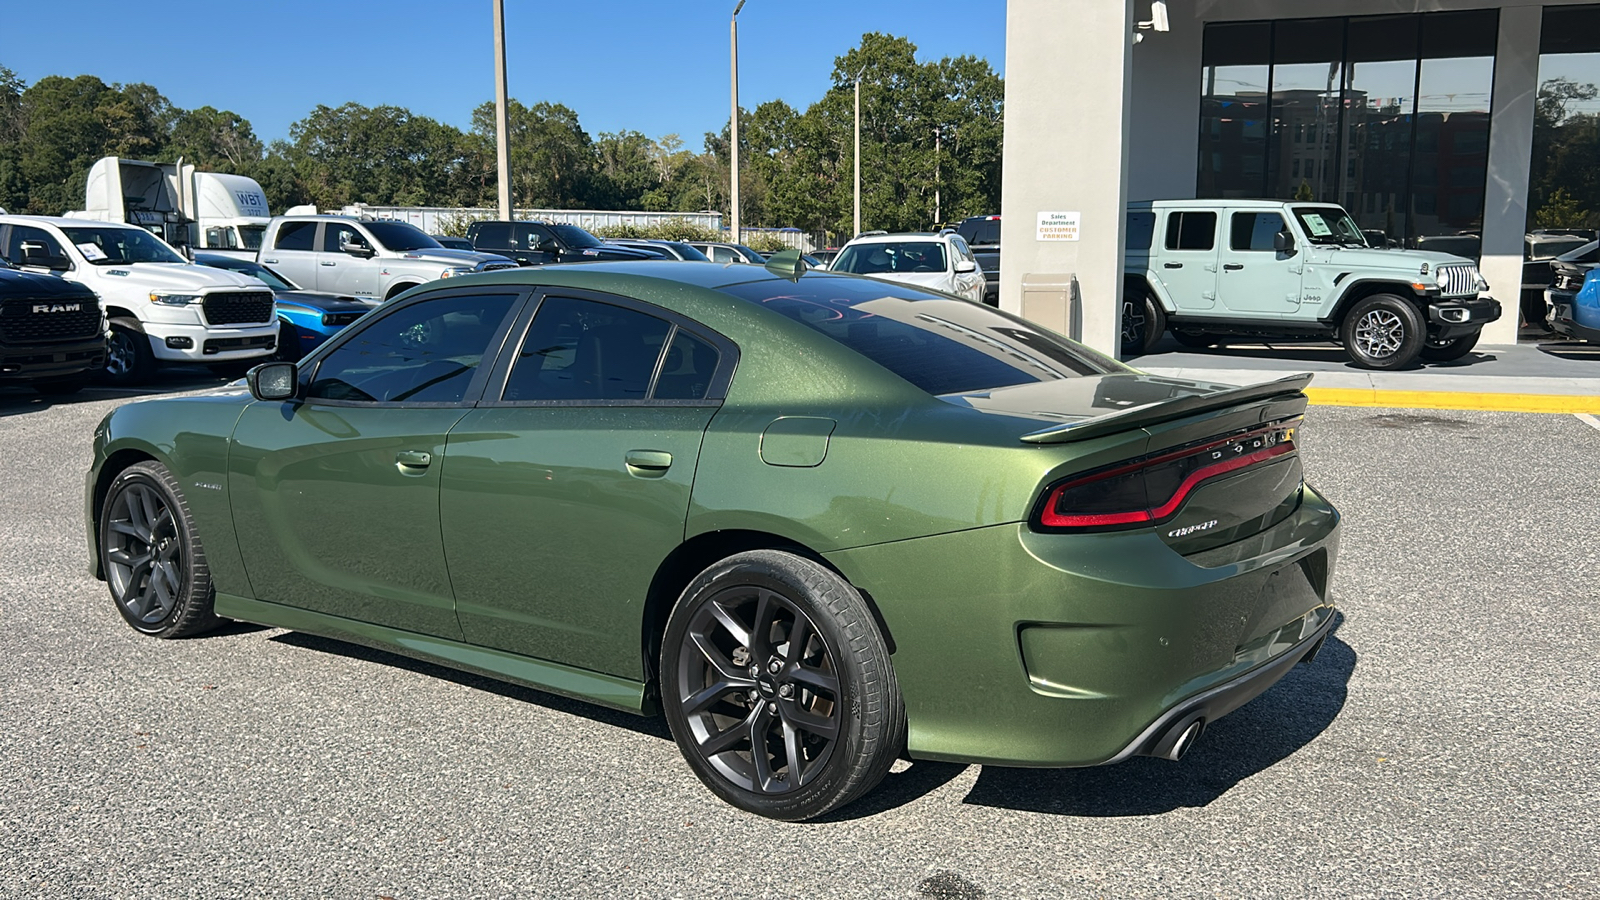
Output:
1340,294,1426,370
103,321,155,386
662,550,902,821
100,462,220,638
1120,291,1166,357
1419,331,1480,362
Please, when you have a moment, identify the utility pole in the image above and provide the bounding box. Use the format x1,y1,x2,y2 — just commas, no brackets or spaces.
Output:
493,0,511,219
730,0,745,244
853,68,864,239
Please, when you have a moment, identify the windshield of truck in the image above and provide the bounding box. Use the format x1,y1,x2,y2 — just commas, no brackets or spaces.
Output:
363,221,442,252
239,225,266,250
832,241,948,275
1290,206,1368,248
60,226,187,265
551,225,604,249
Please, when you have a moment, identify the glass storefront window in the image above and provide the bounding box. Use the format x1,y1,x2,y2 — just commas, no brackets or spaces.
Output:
1198,11,1499,250
1530,5,1600,241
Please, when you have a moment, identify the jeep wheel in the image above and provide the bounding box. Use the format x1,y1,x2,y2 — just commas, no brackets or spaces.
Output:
1419,331,1480,362
1120,291,1166,357
1340,294,1425,370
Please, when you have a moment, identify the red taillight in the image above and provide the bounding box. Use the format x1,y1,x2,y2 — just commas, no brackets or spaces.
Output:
1034,422,1299,531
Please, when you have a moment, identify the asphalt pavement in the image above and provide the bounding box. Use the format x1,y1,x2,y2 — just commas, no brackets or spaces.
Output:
2,366,1597,899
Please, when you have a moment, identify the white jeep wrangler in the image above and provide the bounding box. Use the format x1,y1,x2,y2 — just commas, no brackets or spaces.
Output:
1123,200,1501,369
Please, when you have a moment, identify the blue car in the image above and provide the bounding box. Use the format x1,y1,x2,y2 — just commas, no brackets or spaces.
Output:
1554,266,1600,344
194,253,373,361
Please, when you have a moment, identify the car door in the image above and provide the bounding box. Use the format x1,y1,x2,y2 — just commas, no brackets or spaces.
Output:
1217,209,1301,317
227,289,525,637
441,290,733,680
1154,210,1219,311
316,222,381,298
261,221,320,290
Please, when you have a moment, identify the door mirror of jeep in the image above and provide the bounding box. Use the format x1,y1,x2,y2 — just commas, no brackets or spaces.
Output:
1273,229,1296,254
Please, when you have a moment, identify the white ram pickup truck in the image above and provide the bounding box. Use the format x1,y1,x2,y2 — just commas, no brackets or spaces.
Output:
0,215,277,384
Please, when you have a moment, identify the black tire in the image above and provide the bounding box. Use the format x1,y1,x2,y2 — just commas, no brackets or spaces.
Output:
33,374,91,396
99,461,221,638
103,320,155,386
1171,330,1217,349
1420,331,1481,362
1340,294,1426,370
661,550,903,821
1120,290,1166,357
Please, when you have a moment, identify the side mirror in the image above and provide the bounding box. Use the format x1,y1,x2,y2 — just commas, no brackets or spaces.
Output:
247,361,298,401
955,259,978,273
1273,230,1296,254
340,236,374,258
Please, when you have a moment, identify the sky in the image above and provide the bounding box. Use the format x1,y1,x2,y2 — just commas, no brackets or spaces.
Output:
0,0,1008,148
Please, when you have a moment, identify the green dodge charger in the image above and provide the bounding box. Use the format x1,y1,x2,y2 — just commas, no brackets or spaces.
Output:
86,254,1340,820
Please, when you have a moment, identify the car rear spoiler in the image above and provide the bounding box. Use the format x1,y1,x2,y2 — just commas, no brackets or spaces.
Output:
1019,373,1314,444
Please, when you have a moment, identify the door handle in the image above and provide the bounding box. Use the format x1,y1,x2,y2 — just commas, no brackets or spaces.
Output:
1163,262,1183,269
625,450,673,478
1223,263,1244,270
395,450,432,475
320,261,338,267
262,258,278,264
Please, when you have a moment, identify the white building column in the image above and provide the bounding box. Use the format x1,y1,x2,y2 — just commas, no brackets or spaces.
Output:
999,0,1136,357
1478,4,1541,346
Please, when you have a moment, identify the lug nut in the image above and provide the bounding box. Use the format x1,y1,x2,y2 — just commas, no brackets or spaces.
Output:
768,659,783,674
748,689,759,702
778,683,794,699
748,665,760,678
768,701,779,714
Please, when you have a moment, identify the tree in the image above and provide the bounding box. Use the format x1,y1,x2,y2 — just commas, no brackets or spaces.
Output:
470,99,596,209
167,106,264,170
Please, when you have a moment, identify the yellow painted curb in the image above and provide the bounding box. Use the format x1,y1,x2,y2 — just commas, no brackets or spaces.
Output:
1305,387,1600,414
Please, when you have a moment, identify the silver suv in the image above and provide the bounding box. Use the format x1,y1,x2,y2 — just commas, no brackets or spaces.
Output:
259,216,515,303
1123,200,1502,369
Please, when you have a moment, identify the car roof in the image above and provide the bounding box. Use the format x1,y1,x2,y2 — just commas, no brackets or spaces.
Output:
840,232,948,246
1127,199,1309,211
0,214,140,228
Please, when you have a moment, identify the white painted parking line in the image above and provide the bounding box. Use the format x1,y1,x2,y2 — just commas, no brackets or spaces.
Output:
1578,413,1600,432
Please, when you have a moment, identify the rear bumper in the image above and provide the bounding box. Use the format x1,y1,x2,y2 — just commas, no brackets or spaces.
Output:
827,483,1341,767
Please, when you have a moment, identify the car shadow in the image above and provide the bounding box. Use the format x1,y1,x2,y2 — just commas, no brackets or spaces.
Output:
1538,340,1600,360
267,631,673,741
959,626,1356,818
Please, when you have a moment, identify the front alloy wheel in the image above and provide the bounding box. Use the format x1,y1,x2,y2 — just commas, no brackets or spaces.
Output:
100,462,219,638
1340,294,1425,370
662,550,902,820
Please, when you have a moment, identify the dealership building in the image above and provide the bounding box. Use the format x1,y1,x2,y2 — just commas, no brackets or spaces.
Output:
1001,0,1600,355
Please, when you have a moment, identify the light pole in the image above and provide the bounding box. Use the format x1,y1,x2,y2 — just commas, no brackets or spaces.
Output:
493,0,512,219
933,125,942,227
730,0,746,244
853,66,865,239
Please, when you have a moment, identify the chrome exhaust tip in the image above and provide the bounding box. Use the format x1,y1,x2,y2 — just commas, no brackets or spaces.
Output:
1146,714,1206,761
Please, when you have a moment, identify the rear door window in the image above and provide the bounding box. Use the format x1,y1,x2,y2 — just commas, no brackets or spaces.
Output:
1126,212,1156,251
1164,212,1217,251
275,221,318,251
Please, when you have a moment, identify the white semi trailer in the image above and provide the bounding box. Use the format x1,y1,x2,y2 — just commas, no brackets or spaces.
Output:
66,157,271,258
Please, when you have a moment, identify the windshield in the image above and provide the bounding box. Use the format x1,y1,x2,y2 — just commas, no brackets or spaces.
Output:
239,225,266,250
1290,206,1368,247
61,226,187,264
202,257,298,291
832,241,949,275
551,224,603,249
363,221,442,252
720,274,1116,396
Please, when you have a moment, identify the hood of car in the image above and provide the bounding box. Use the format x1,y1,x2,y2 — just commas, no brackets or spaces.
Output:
92,263,267,291
1316,248,1476,270
272,290,373,314
0,265,99,299
867,271,954,290
392,249,514,268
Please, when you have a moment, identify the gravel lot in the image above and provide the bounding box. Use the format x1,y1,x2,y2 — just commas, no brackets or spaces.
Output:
2,372,1596,899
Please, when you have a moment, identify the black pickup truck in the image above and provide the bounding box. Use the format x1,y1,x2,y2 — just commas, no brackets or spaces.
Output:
466,221,662,266
953,214,1000,306
0,255,106,395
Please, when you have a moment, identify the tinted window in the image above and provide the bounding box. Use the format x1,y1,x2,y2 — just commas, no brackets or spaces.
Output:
719,275,1115,396
1127,212,1157,251
473,223,511,248
550,225,603,249
653,330,720,400
322,223,367,253
1164,212,1217,251
363,222,440,251
1230,212,1288,251
503,296,671,402
309,294,516,403
275,221,318,251
6,225,66,263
